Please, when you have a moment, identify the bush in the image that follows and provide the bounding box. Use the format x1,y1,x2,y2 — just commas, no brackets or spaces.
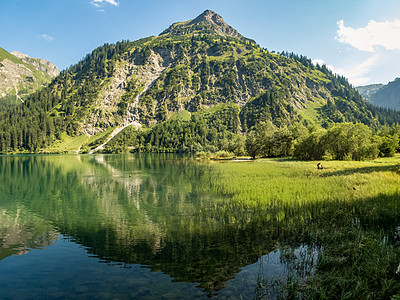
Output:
214,150,232,158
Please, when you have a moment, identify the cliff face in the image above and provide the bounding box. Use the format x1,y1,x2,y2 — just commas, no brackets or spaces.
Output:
356,84,384,99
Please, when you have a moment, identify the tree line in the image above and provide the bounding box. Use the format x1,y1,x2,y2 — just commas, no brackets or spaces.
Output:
245,121,399,160
101,104,399,161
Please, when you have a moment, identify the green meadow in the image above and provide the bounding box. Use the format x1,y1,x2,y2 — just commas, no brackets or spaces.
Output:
208,157,400,207
203,157,400,299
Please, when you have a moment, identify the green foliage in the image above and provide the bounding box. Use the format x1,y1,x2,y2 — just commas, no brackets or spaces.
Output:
0,95,20,111
43,132,89,153
0,47,24,64
293,127,327,160
292,123,382,161
325,123,378,160
0,47,58,110
245,121,399,161
104,103,243,154
118,76,143,115
377,135,399,157
245,132,258,159
240,88,301,130
245,122,307,158
0,40,135,153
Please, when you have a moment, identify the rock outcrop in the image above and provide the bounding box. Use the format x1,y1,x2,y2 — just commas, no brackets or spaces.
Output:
0,47,59,103
11,51,60,78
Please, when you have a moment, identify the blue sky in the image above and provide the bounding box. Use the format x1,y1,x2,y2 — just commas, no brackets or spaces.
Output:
2,0,400,86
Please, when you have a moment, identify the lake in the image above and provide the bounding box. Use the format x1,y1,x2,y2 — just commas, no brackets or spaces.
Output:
0,154,316,299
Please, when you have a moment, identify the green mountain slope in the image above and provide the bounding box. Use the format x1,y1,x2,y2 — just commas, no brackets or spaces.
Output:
0,10,398,154
0,47,59,110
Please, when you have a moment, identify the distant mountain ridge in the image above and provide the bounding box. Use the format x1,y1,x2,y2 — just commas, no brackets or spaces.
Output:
356,84,384,98
357,78,400,110
0,47,59,108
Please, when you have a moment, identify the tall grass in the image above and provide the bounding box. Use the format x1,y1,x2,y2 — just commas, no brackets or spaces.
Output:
205,157,400,299
208,158,400,207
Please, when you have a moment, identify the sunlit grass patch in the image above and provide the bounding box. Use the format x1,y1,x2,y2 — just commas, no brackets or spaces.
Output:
43,133,90,153
207,158,400,208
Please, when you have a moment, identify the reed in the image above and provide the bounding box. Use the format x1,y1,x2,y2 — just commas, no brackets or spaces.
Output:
205,157,400,299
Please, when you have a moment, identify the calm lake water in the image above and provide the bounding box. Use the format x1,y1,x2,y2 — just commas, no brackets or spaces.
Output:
0,154,315,299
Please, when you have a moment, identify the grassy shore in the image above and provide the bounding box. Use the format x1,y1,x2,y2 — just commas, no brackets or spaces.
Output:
205,157,400,299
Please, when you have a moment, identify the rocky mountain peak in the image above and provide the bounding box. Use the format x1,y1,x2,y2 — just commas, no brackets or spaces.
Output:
10,51,30,60
189,10,224,26
11,51,59,78
160,10,255,43
0,47,59,101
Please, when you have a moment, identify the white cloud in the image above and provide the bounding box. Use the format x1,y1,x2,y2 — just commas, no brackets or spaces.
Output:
90,0,119,8
336,19,400,52
36,34,54,42
311,59,324,67
312,59,342,75
311,56,381,86
341,55,382,86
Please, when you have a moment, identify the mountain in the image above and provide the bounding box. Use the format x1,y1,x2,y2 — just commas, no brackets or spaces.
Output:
358,78,400,110
11,51,59,78
0,10,397,154
356,84,384,99
160,9,255,44
0,47,59,109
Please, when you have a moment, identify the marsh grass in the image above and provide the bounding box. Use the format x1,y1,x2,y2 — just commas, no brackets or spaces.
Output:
208,158,400,207
204,157,400,299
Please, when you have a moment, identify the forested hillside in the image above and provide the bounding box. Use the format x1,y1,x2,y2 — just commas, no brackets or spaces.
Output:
0,10,398,154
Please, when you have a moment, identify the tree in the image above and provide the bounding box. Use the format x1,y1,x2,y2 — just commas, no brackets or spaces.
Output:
245,132,258,159
273,126,294,157
377,135,399,157
256,121,277,157
325,123,378,160
293,127,327,160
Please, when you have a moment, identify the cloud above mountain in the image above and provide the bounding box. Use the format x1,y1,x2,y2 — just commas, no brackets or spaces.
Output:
313,54,382,86
332,18,400,85
336,19,400,52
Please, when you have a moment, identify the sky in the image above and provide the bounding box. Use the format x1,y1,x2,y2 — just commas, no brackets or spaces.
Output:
2,0,400,86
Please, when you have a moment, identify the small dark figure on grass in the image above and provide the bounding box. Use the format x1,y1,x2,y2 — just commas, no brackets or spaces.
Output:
317,162,325,170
